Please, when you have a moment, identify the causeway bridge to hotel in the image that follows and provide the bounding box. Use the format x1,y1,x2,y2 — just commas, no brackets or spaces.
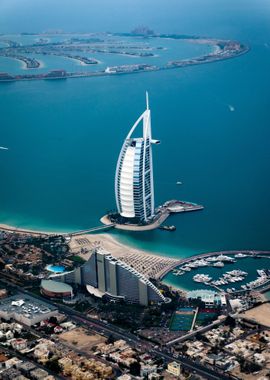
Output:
66,223,115,237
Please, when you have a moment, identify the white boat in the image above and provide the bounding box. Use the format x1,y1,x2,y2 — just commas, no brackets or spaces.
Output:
174,270,184,276
206,257,218,262
196,259,208,267
193,274,212,283
235,252,248,258
257,269,266,277
180,266,191,272
216,254,235,262
227,270,248,277
213,261,224,268
189,262,198,268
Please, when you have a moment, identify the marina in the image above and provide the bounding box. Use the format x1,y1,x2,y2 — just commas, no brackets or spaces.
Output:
166,251,270,294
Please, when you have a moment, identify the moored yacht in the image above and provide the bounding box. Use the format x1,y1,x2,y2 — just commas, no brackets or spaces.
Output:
193,274,212,283
212,261,224,268
235,252,248,258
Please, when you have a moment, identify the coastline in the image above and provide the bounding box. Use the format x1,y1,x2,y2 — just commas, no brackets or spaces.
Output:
0,223,67,236
163,277,188,294
0,221,168,257
2,222,270,294
0,222,181,280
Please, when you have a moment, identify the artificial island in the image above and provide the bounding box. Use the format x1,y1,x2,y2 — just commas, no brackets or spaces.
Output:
0,27,249,82
1,94,270,380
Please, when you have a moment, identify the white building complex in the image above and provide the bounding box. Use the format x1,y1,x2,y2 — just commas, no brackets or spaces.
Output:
55,248,166,306
115,93,160,223
0,295,58,326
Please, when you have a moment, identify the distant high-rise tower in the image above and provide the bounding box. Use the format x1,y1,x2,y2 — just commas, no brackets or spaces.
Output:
115,93,160,223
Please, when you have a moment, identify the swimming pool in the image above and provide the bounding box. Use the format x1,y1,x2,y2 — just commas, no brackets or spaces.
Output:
46,265,65,273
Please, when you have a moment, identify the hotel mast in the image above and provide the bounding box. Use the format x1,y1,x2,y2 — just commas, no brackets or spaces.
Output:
115,93,160,223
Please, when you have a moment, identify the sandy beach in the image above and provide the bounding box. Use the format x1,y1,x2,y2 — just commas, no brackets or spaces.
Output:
0,223,64,236
69,233,181,280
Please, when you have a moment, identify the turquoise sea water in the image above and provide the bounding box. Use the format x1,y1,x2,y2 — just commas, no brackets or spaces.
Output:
0,0,270,290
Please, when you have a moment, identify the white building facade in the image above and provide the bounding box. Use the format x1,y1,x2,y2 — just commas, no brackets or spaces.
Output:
115,93,160,223
56,248,166,306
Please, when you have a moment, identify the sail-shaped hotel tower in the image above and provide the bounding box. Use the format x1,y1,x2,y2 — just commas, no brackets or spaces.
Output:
115,93,160,223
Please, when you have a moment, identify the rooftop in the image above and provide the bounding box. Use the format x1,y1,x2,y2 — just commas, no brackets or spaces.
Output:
41,279,73,294
0,295,57,320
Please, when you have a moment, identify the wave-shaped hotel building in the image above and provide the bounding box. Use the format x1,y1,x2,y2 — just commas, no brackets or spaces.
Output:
115,92,160,224
54,248,166,306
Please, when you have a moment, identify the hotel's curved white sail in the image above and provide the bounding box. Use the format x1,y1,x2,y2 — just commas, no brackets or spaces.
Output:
115,93,159,223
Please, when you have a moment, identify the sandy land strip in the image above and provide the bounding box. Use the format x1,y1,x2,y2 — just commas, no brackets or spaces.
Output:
16,58,44,70
36,59,45,69
59,327,106,352
239,303,270,327
70,233,181,280
0,223,64,236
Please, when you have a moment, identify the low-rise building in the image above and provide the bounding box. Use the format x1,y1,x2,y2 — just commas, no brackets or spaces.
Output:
225,339,260,358
254,353,266,365
14,375,29,380
33,339,56,363
30,367,49,380
59,321,76,331
4,357,22,369
167,361,181,377
0,295,58,326
117,375,132,380
17,361,37,376
40,280,73,299
11,338,28,351
185,340,206,358
140,364,157,377
1,367,22,380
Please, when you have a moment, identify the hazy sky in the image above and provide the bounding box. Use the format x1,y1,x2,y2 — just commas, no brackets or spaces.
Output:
0,0,270,38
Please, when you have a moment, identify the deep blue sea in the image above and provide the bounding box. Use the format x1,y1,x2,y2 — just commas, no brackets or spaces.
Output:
0,0,270,289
